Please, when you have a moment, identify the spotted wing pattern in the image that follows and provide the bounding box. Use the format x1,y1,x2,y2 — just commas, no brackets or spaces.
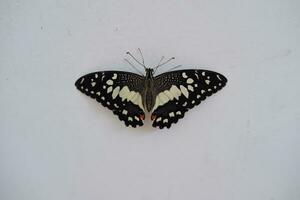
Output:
75,71,145,127
152,69,227,129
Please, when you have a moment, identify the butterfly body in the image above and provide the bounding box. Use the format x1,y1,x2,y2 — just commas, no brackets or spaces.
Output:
75,66,227,129
143,68,156,112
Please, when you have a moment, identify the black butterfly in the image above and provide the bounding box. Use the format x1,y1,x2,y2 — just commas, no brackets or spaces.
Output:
75,50,227,129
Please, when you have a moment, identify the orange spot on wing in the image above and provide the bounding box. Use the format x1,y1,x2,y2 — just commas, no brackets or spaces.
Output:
139,114,145,120
151,114,156,121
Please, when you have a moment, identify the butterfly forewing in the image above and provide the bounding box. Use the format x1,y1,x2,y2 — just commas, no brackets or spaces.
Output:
152,69,227,129
75,71,146,127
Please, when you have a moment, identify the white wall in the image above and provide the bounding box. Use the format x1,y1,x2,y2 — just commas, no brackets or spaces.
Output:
1,0,299,199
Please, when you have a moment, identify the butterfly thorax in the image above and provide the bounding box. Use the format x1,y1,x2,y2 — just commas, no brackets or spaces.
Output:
143,68,155,112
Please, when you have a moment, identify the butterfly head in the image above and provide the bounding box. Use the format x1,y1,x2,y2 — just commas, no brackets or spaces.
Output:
145,68,154,79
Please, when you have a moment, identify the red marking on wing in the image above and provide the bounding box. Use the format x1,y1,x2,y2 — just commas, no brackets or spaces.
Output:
151,114,156,121
139,114,145,120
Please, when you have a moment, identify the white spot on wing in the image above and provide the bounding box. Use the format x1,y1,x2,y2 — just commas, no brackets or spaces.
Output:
176,111,182,115
169,112,175,117
163,90,174,100
153,92,170,111
112,73,117,80
152,85,182,111
131,92,139,104
91,82,96,87
118,86,144,110
80,78,84,84
170,85,182,100
217,74,222,80
202,72,205,76
195,72,199,79
96,92,101,96
156,117,162,122
180,85,189,98
163,119,168,123
128,117,133,121
119,86,130,101
188,85,194,91
107,86,113,93
112,86,120,99
122,110,128,115
158,93,169,104
127,91,137,102
205,80,210,85
106,80,113,85
182,72,188,78
187,78,194,84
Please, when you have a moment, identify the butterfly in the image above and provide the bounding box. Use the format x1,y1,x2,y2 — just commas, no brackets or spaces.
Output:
75,50,227,129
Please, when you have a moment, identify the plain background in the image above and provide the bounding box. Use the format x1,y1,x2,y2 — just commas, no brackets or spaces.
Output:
1,0,300,199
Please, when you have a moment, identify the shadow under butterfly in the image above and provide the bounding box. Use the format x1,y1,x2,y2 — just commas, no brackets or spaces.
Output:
75,49,227,129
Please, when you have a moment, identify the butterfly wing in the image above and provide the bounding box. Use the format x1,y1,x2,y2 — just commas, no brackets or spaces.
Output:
152,69,227,129
75,71,146,127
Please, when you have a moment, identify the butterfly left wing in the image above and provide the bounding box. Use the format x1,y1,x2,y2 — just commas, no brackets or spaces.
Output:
151,69,227,129
75,71,146,127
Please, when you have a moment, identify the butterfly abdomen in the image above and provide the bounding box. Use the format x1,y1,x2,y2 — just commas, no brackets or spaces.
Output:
144,79,155,112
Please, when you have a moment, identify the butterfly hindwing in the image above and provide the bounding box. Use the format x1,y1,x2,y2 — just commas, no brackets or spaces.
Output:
75,71,145,127
151,69,227,129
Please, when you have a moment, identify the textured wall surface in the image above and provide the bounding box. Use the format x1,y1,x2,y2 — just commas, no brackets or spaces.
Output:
1,0,299,199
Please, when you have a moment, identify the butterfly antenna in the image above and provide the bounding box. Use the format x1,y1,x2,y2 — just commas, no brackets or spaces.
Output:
156,56,165,67
154,57,175,72
138,48,145,66
124,58,143,75
168,64,182,72
154,56,165,74
126,51,146,70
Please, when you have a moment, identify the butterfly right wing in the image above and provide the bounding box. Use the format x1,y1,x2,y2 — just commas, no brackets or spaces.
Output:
75,71,146,127
152,69,227,129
